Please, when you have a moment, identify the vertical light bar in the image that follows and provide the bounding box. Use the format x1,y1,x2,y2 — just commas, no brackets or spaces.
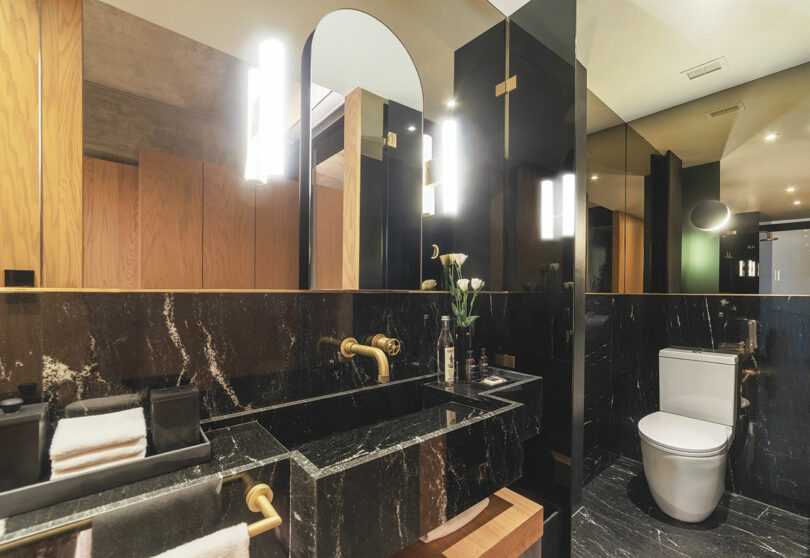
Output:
260,39,285,178
422,134,435,216
245,39,285,182
441,119,458,214
541,179,554,239
562,173,575,237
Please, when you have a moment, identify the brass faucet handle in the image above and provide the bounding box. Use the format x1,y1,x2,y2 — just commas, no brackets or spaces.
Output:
371,334,401,356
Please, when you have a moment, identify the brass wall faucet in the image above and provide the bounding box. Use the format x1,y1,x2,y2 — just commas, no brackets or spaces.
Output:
340,336,397,383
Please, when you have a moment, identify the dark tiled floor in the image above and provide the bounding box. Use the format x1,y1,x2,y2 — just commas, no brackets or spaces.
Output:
572,458,809,558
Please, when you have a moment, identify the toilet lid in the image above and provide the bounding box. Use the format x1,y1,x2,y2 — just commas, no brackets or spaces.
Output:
638,412,731,455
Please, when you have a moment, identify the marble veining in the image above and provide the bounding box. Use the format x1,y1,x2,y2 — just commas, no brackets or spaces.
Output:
572,458,809,558
585,294,810,517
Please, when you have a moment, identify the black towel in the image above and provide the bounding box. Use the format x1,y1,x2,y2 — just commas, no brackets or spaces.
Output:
91,477,222,558
65,394,142,418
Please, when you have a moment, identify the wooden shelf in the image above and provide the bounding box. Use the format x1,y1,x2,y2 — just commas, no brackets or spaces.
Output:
393,488,543,558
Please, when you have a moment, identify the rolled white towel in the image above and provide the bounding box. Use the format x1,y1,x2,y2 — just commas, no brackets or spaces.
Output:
51,438,147,474
149,523,250,558
50,407,147,460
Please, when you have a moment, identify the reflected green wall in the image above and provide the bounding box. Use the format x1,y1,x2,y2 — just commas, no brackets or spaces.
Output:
681,162,720,293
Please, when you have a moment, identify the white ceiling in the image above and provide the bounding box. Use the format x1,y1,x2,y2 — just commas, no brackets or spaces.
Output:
98,0,502,121
578,0,810,125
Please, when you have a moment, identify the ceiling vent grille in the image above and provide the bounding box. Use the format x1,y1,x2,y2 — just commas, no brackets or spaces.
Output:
682,57,728,80
707,102,745,119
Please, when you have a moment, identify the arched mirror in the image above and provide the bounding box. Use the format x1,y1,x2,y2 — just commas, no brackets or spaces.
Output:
300,10,424,290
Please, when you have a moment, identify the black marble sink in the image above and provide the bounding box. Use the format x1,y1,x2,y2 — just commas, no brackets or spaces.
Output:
1,369,541,558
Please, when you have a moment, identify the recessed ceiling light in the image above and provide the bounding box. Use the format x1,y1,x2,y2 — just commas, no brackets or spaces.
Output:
794,200,801,205
408,125,416,132
787,186,796,192
765,133,778,141
446,99,457,108
591,175,598,180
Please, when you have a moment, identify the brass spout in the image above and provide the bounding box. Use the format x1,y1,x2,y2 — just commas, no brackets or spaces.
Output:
340,337,390,383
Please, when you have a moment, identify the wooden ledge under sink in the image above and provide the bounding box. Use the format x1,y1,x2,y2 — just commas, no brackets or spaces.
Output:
393,488,544,558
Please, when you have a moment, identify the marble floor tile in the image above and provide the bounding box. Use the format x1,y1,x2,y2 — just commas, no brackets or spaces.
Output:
572,458,809,558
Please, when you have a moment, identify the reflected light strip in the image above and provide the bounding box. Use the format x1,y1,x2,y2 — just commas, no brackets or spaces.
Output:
562,173,575,237
541,179,554,239
423,134,435,216
441,120,458,214
245,39,285,182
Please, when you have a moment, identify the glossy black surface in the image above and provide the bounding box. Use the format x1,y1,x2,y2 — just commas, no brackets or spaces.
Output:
585,294,810,517
573,457,809,558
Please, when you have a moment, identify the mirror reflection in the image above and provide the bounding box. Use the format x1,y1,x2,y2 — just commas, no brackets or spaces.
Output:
586,47,810,294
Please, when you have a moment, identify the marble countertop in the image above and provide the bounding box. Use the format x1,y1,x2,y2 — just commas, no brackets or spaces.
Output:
0,422,288,547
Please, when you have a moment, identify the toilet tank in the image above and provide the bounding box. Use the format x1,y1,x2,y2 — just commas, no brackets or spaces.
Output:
659,348,738,427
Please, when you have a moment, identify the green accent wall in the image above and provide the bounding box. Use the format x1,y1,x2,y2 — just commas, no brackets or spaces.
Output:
681,162,720,293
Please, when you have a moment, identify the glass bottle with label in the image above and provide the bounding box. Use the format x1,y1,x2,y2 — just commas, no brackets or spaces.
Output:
436,315,455,385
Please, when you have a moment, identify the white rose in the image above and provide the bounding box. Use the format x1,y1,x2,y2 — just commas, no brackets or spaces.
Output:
457,278,470,292
470,278,484,291
454,253,468,266
421,279,437,291
439,254,451,267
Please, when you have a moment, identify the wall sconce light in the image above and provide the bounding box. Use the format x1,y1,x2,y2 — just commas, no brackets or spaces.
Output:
690,200,730,231
541,179,554,240
245,39,285,183
441,119,459,214
562,173,575,237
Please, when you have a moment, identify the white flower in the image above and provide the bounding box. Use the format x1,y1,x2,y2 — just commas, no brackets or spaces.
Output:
421,279,437,291
440,254,451,267
457,278,470,292
454,253,468,266
470,278,484,291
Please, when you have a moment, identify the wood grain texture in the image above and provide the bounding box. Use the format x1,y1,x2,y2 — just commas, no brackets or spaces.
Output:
314,185,343,289
612,211,644,294
203,162,255,289
41,0,83,287
82,157,139,288
342,88,363,289
139,149,203,288
0,0,40,284
255,178,299,289
394,488,543,558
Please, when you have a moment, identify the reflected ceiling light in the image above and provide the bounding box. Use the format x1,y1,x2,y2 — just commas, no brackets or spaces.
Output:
590,174,598,181
764,133,778,141
408,125,416,132
690,200,731,231
562,174,575,237
794,200,801,205
541,179,554,240
446,99,457,109
245,39,285,182
787,186,796,192
441,120,459,214
487,0,531,16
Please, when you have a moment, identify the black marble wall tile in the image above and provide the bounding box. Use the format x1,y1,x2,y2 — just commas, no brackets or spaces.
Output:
584,293,810,517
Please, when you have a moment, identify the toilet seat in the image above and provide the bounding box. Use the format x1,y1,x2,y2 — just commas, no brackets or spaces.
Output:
638,412,731,457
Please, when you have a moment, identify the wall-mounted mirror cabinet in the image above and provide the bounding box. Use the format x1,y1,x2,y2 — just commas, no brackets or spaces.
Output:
1,0,577,293
583,3,810,295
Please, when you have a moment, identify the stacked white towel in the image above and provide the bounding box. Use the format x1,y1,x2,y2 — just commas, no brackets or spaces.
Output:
50,407,147,479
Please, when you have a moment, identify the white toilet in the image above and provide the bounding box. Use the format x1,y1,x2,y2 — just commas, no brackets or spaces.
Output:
638,348,738,523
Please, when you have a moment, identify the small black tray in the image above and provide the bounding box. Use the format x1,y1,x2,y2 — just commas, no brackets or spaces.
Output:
0,428,211,518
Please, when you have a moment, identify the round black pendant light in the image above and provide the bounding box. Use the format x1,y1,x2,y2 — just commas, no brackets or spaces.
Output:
690,200,731,231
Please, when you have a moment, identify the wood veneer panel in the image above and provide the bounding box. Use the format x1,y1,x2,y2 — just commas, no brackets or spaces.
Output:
255,178,299,289
82,157,139,288
139,149,203,288
342,88,363,289
41,0,83,287
612,210,644,294
203,162,255,289
314,186,343,289
394,488,543,558
0,0,40,284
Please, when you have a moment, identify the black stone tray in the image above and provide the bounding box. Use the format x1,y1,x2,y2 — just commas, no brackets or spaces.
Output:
0,428,211,518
